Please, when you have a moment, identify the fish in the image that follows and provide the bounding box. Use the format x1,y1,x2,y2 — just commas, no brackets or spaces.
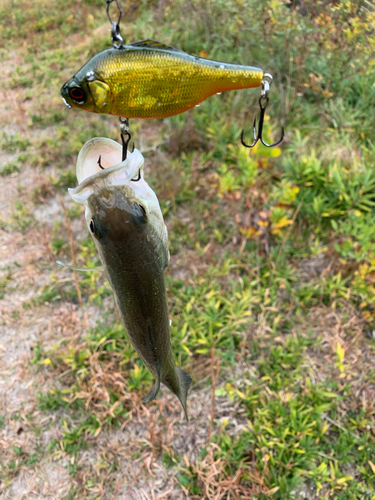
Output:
61,39,263,119
66,137,192,419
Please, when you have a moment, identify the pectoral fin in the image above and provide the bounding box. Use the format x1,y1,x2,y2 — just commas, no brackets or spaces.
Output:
56,260,103,272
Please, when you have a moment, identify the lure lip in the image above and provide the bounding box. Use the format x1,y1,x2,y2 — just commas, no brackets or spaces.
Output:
61,97,72,109
61,81,74,108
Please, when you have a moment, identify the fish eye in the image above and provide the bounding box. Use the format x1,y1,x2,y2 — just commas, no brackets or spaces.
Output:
69,87,85,102
89,219,95,234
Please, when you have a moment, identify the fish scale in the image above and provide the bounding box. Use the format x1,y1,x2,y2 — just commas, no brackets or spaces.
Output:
61,40,264,119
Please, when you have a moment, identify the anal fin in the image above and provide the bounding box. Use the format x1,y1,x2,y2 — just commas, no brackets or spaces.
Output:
143,375,161,403
176,367,192,422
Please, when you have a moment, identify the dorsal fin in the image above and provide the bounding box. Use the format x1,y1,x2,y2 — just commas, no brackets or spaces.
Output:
129,39,185,53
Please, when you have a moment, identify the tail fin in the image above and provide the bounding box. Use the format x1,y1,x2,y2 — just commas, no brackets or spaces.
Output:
176,367,192,422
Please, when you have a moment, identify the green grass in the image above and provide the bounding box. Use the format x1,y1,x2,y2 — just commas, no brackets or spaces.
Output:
181,331,375,498
1,0,375,498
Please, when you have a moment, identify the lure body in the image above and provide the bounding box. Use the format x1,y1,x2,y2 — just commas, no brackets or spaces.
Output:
69,138,192,419
61,40,263,119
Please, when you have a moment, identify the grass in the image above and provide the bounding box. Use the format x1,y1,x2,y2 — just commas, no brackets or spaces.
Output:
0,0,375,498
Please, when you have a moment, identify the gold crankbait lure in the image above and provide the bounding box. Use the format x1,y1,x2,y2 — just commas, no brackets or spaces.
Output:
61,39,263,120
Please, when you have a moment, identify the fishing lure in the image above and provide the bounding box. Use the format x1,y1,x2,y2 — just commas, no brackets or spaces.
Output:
60,138,192,419
61,0,283,153
61,39,264,120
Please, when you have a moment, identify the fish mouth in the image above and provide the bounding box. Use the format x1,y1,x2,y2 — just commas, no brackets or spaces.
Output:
69,142,144,205
60,81,70,98
96,192,148,225
61,97,72,109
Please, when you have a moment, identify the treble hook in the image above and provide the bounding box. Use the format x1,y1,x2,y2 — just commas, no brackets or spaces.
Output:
119,118,134,161
241,73,284,148
106,0,124,48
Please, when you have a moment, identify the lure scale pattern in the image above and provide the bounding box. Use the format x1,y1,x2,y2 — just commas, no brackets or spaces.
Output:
62,42,264,119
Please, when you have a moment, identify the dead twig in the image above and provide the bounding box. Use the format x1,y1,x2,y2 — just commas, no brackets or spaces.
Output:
208,346,220,443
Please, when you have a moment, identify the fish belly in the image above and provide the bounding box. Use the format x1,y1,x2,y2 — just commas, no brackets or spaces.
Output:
96,50,263,119
104,253,172,372
101,244,191,417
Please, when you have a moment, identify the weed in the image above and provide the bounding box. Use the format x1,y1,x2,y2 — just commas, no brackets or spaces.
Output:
0,161,20,176
11,200,35,232
0,272,12,300
30,284,61,306
1,133,30,153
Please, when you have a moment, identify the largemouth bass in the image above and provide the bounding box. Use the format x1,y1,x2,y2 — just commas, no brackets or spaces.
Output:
68,137,192,419
61,39,263,119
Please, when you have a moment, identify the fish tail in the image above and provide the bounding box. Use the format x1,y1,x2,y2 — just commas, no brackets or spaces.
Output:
175,367,192,422
143,373,161,403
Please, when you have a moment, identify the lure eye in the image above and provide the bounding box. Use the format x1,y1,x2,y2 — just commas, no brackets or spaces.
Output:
89,219,95,234
69,87,85,101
